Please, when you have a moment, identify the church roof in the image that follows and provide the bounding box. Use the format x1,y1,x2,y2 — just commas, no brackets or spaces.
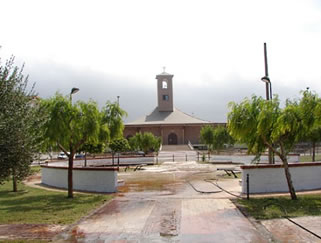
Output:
126,107,210,126
158,71,171,75
156,71,173,77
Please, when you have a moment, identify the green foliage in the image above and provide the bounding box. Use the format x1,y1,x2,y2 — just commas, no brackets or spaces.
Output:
200,125,234,153
129,132,161,155
41,94,108,155
0,56,45,190
228,95,303,157
300,155,321,162
298,89,321,161
228,96,267,155
228,95,302,199
128,135,139,151
0,180,112,224
78,142,104,155
29,166,41,175
152,136,162,154
213,126,234,151
102,101,127,140
200,126,214,151
109,138,130,153
41,94,109,197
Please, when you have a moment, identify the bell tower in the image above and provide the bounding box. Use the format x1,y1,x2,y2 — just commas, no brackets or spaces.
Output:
156,68,174,112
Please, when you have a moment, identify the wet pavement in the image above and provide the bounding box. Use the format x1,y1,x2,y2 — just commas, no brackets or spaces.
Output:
58,198,266,243
3,159,320,242
55,161,270,242
261,216,321,243
0,224,66,241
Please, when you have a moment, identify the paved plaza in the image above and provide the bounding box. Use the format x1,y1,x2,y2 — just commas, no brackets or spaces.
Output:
55,161,267,242
4,160,321,242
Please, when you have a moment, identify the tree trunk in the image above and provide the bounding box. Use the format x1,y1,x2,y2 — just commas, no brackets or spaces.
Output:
12,168,17,192
84,152,87,167
312,141,316,162
268,148,273,164
281,156,297,200
112,153,114,165
263,139,297,200
68,153,74,198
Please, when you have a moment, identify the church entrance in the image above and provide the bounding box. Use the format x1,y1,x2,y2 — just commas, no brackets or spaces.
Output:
168,133,178,145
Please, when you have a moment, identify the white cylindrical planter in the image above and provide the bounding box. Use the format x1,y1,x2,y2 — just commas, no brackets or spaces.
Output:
241,162,321,194
41,165,119,193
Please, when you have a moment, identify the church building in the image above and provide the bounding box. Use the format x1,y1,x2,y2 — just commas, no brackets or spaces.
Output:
123,70,223,145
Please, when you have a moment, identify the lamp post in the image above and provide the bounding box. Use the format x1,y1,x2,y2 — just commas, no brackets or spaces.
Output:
70,87,79,103
261,76,272,100
261,43,273,164
117,96,120,105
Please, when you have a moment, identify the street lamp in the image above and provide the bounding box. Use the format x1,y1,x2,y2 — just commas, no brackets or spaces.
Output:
261,43,273,164
261,76,270,83
117,96,120,105
261,76,272,100
70,87,79,103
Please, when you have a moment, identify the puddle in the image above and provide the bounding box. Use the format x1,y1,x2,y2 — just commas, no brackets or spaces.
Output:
117,162,219,198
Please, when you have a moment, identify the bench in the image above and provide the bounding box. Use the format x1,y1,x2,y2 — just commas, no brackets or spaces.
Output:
124,164,148,172
217,167,241,178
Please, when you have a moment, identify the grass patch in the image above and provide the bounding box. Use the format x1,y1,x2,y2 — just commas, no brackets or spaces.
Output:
300,155,321,162
29,166,41,175
236,194,321,220
0,180,113,225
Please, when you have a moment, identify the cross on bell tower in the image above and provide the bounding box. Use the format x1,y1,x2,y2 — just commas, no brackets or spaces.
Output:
156,68,174,112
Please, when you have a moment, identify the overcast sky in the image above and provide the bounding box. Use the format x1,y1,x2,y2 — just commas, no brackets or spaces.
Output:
1,0,321,122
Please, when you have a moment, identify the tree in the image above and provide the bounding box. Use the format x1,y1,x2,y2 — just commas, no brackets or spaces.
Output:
102,101,127,140
200,126,234,157
41,94,109,198
129,132,161,156
200,125,214,159
128,135,140,151
298,89,321,162
212,126,234,154
109,138,130,165
0,56,45,191
228,95,302,200
152,136,162,156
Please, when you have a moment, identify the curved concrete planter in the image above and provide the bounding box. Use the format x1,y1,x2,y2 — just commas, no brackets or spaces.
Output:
208,154,299,164
241,162,321,194
41,165,119,193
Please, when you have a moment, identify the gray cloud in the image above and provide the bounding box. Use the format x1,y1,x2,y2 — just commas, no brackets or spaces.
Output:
24,61,312,124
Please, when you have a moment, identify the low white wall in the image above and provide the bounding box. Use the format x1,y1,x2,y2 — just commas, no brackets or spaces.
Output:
241,163,321,194
41,166,118,193
209,154,299,164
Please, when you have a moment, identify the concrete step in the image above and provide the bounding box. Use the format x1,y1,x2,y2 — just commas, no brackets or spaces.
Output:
161,145,192,151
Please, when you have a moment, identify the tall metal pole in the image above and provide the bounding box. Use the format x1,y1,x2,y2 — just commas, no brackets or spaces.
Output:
263,43,273,164
269,82,272,100
264,43,270,101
